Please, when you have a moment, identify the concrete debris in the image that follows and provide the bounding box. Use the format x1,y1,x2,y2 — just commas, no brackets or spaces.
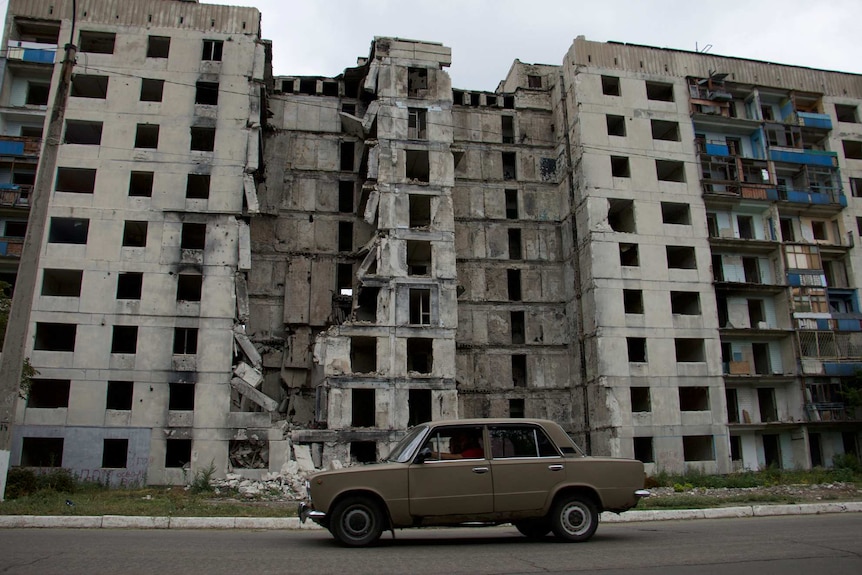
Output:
230,377,279,412
234,362,264,388
293,444,316,473
208,458,347,501
233,329,263,369
229,437,269,469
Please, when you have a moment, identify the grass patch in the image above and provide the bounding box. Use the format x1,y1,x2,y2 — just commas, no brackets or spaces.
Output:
647,464,862,490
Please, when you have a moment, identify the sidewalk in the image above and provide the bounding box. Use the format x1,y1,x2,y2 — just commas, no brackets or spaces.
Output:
1,501,860,529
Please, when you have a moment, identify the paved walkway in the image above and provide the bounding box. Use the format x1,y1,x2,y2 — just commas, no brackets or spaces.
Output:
1,501,860,529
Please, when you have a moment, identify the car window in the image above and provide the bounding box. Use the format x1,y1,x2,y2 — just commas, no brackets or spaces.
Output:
386,424,429,463
420,426,485,461
490,425,560,458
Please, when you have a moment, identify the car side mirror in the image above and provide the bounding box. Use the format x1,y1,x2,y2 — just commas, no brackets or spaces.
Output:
414,447,433,464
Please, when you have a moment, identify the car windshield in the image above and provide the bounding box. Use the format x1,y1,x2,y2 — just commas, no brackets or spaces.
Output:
385,424,429,463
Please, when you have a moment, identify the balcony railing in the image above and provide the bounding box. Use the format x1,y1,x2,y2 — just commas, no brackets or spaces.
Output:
6,41,57,64
0,237,24,257
0,184,31,207
0,135,42,157
797,330,862,359
806,402,860,422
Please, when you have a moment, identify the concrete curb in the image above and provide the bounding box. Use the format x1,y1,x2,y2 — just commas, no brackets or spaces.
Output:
0,502,859,530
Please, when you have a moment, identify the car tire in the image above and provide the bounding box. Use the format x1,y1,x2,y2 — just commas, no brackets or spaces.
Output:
329,496,385,547
550,495,599,542
514,519,552,539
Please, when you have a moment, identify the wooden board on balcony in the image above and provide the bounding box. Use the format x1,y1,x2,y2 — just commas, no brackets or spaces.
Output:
729,361,751,374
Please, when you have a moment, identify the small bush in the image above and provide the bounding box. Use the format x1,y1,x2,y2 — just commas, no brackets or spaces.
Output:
189,461,216,494
4,468,76,500
4,467,38,499
38,469,77,494
833,454,861,474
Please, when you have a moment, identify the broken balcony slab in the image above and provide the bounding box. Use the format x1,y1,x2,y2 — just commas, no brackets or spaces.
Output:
230,377,279,412
234,361,264,388
233,329,263,368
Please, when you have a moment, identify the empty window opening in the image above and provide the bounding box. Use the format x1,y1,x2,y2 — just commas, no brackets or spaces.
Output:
177,274,203,302
611,155,630,178
102,439,128,468
811,220,827,241
409,194,431,227
140,78,164,102
339,181,354,213
706,214,719,237
27,379,71,409
169,382,195,411
129,171,154,197
356,286,379,322
675,338,705,362
667,245,696,269
195,81,219,105
186,174,210,199
502,115,515,143
4,220,27,238
79,31,115,54
116,272,143,300
123,221,148,247
407,338,433,374
147,35,170,58
298,79,316,95
748,298,765,327
646,81,674,101
21,437,64,467
683,436,715,461
631,387,651,412
502,152,517,180
281,79,295,93
633,437,654,463
71,74,108,98
64,120,102,145
511,310,525,344
623,289,643,314
671,291,700,315
726,388,739,423
406,150,430,182
608,199,636,232
407,240,431,275
55,167,96,193
165,439,192,468
527,74,542,88
20,125,43,138
835,104,859,123
758,388,778,422
201,39,223,61
762,434,781,467
111,325,138,354
601,75,621,96
752,343,771,375
41,269,83,297
508,269,522,301
351,337,377,373
505,189,519,219
181,223,205,250
486,95,498,106
627,338,647,362
173,327,198,355
351,388,375,427
350,441,377,463
135,124,159,149
407,67,428,96
619,243,639,266
656,159,685,182
409,288,431,325
338,221,353,252
336,263,354,296
322,81,338,97
509,398,525,418
189,126,215,151
408,108,427,139
842,140,862,160
48,218,88,244
342,103,356,115
650,119,680,141
679,386,709,411
737,215,754,239
340,142,355,171
742,257,761,283
661,202,690,225
106,381,134,410
26,82,49,105
606,114,626,137
508,229,522,260
512,354,527,387
453,90,465,105
850,177,862,198
809,433,822,467
408,389,432,427
503,95,515,109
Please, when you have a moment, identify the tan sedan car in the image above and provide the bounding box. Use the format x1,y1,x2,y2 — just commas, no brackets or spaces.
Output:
299,418,649,546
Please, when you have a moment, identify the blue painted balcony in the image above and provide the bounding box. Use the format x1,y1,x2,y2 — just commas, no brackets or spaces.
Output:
769,147,838,167
796,112,833,130
6,41,56,64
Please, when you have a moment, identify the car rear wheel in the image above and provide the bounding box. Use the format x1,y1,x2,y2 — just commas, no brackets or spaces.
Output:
514,519,551,539
550,495,598,542
329,496,385,547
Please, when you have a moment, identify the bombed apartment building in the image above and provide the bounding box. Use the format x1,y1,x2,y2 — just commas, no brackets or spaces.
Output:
2,0,860,485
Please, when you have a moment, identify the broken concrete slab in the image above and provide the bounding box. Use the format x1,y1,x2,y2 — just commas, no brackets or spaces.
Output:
230,377,278,412
234,362,264,388
293,444,316,474
233,330,262,368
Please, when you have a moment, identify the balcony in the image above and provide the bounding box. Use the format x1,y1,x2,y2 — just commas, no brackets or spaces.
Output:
0,184,31,208
0,236,24,257
806,402,861,422
0,135,42,157
794,112,833,131
769,147,837,167
6,41,56,65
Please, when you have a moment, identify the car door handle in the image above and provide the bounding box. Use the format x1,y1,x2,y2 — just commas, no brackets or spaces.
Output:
472,467,489,474
548,465,564,471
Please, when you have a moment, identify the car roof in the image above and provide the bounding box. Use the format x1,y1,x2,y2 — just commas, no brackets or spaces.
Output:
421,418,561,427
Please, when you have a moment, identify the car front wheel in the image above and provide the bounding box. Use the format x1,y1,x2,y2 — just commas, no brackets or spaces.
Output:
550,495,598,542
329,496,385,547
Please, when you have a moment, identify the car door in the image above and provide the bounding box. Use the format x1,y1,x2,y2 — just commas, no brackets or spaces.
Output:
489,424,566,513
407,425,493,517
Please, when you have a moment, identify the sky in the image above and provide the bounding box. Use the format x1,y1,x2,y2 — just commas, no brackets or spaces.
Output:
204,0,862,92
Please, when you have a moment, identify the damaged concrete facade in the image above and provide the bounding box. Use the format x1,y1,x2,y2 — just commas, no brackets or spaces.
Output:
2,0,860,483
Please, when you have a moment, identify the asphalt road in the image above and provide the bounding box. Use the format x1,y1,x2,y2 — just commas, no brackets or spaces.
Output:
0,514,860,575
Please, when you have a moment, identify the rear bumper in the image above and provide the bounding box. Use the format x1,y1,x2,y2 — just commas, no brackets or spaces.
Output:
634,489,651,499
298,502,327,525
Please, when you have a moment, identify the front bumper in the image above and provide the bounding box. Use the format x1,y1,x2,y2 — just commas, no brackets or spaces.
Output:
635,489,651,499
298,502,327,525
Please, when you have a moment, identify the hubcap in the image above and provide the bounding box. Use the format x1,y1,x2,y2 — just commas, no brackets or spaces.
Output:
561,502,589,535
343,507,372,537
